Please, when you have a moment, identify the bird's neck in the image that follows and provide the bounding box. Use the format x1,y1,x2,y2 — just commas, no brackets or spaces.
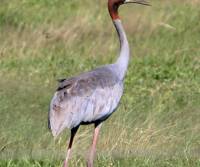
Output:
113,19,130,80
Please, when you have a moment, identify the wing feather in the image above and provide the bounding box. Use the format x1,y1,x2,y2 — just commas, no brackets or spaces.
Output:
56,66,119,98
49,66,123,136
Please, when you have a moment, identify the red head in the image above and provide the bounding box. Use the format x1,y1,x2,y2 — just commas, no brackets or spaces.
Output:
108,0,150,20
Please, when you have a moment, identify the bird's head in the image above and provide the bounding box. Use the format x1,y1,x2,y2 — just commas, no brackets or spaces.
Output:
108,0,150,20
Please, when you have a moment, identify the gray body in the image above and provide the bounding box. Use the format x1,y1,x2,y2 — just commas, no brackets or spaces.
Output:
48,19,130,137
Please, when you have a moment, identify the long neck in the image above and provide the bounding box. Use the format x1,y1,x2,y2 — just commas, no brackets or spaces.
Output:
108,1,130,80
113,19,130,80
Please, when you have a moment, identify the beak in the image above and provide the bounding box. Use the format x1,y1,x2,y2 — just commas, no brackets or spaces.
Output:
124,0,151,6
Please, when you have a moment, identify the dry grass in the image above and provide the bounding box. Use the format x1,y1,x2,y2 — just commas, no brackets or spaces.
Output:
0,0,200,166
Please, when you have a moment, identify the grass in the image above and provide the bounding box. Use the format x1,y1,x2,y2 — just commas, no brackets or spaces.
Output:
0,0,200,166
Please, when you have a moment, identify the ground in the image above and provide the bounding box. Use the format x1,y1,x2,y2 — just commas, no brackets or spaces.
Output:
0,0,200,166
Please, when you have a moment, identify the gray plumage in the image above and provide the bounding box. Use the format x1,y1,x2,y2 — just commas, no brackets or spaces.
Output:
47,1,150,166
48,19,130,138
49,64,124,137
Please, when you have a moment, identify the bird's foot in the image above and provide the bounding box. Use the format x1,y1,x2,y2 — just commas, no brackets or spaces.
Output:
87,161,93,167
63,160,68,167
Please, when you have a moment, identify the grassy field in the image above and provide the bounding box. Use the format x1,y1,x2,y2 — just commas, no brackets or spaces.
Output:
0,0,200,166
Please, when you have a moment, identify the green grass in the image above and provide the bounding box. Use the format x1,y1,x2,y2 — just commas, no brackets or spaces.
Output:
0,0,200,166
0,158,200,167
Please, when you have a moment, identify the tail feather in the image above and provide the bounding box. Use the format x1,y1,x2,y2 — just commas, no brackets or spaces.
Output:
47,105,51,130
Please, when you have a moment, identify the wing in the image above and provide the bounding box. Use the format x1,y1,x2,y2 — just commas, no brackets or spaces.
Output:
48,66,122,137
57,66,119,97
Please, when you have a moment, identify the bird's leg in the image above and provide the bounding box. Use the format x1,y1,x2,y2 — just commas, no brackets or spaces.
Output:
87,122,102,167
63,126,79,167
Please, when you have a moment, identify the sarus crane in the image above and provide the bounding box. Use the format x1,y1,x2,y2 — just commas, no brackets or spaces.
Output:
48,0,149,166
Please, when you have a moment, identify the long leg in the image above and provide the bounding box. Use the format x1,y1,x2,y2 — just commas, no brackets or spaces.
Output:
63,126,79,167
87,122,102,167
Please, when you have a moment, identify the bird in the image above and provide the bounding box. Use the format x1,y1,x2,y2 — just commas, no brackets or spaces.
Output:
48,0,149,167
